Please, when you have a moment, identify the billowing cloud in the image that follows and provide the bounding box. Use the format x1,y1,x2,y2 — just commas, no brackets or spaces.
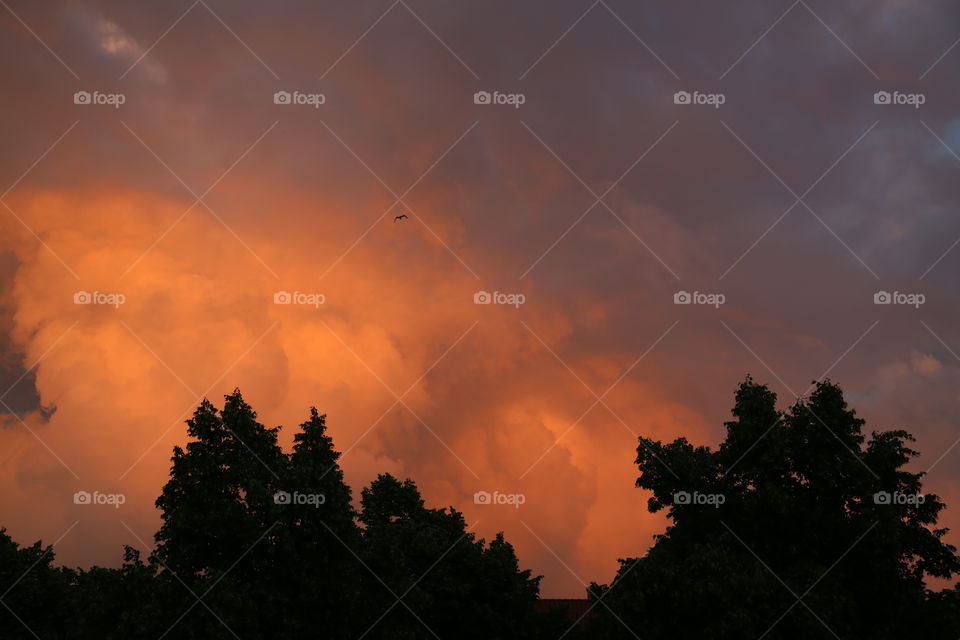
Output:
2,0,960,597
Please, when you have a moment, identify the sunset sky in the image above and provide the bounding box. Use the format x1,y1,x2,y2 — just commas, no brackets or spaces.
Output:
2,0,960,598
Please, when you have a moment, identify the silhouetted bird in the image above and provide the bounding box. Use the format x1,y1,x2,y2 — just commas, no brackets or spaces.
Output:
394,214,408,222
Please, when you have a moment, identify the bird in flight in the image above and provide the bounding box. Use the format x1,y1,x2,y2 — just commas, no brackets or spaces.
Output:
394,214,408,222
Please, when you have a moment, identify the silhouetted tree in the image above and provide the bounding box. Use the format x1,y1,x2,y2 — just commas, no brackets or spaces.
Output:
359,473,542,639
0,528,72,639
588,377,960,639
152,390,287,637
70,547,162,638
272,408,363,638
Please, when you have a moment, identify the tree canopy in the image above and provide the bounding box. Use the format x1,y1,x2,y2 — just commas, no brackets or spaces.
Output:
0,390,547,639
588,377,960,639
1,379,959,638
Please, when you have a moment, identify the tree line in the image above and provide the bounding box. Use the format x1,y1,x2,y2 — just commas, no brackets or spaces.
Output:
1,378,959,638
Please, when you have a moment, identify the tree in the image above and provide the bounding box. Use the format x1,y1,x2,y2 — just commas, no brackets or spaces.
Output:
0,528,72,640
272,408,363,638
152,390,287,637
71,547,164,639
0,392,551,638
358,474,542,639
589,377,960,639
149,395,372,638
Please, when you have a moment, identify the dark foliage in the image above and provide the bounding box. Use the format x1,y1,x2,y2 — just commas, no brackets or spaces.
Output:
2,379,958,638
588,377,960,639
0,390,547,639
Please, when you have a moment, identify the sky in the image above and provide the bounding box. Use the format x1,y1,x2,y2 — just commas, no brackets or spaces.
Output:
1,0,960,598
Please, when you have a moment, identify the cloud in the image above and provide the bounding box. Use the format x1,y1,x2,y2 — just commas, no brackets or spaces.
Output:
2,0,960,596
